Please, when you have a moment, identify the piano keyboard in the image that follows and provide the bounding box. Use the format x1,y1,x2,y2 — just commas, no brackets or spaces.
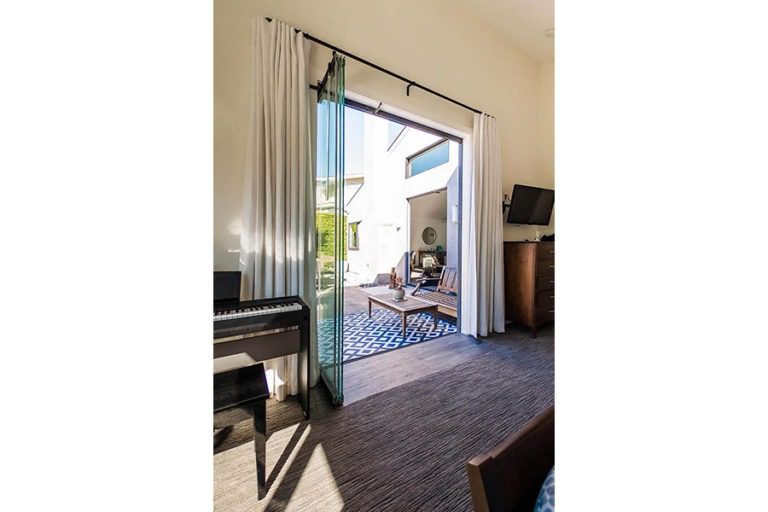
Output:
213,301,304,321
212,292,311,418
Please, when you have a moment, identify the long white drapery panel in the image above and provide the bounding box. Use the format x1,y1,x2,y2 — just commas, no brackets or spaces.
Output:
461,114,505,337
239,18,318,400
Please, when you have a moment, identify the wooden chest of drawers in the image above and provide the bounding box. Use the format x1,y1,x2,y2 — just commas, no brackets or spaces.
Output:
503,241,555,337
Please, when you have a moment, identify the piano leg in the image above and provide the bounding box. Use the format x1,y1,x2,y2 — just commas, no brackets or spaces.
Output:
299,318,310,419
253,399,267,499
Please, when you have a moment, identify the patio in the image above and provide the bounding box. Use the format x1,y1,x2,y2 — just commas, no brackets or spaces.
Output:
340,284,456,363
344,283,443,315
343,284,381,315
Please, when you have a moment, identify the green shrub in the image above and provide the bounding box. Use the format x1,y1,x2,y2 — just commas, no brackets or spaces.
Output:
316,212,347,261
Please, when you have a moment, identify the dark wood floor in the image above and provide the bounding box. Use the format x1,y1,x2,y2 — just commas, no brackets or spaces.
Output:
214,322,554,511
343,331,492,403
344,285,544,405
215,322,553,455
344,322,552,403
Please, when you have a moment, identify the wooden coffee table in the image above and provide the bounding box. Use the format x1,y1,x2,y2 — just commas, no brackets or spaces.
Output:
367,290,439,337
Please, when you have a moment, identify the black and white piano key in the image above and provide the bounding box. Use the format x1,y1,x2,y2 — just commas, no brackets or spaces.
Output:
213,302,303,321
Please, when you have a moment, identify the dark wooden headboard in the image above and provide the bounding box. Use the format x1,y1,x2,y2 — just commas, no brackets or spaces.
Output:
466,406,554,512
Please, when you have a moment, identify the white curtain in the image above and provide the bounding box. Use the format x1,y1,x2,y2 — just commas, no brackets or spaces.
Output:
461,114,505,337
239,18,318,400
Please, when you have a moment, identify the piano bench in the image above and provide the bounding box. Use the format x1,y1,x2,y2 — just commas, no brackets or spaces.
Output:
214,362,270,499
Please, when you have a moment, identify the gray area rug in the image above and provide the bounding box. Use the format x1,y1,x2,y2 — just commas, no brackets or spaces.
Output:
214,335,554,511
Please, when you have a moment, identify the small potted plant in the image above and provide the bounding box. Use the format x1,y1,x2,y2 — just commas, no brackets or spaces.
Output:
389,274,405,301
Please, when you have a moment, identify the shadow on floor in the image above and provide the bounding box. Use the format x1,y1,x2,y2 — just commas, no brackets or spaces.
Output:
214,325,554,511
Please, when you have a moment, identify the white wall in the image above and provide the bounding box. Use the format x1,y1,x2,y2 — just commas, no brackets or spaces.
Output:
402,141,459,199
214,0,555,269
445,169,460,267
522,60,555,238
538,61,555,186
344,113,457,285
410,218,447,251
409,190,448,252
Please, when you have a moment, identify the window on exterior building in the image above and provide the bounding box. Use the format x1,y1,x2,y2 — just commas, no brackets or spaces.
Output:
407,139,450,178
348,221,360,250
387,121,405,150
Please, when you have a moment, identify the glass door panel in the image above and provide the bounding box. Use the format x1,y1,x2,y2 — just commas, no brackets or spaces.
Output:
316,54,345,405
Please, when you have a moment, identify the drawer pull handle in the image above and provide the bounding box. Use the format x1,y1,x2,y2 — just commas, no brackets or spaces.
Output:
549,250,554,253
549,265,555,268
549,281,554,284
550,295,554,299
548,309,555,313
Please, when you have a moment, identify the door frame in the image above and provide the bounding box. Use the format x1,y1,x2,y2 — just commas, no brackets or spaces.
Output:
342,96,464,332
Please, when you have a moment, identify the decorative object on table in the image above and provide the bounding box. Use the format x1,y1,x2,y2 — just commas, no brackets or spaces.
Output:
421,226,437,245
390,275,405,300
435,245,443,252
388,267,397,288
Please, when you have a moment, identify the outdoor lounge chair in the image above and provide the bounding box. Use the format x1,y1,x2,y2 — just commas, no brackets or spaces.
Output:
411,266,459,318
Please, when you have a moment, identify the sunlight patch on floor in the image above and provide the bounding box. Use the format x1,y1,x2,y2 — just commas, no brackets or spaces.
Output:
285,443,344,512
259,423,313,509
214,422,313,511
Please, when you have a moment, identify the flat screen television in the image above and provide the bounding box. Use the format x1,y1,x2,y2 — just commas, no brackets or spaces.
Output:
506,185,554,225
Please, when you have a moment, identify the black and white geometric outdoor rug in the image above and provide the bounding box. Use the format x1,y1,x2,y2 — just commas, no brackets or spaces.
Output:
341,309,457,362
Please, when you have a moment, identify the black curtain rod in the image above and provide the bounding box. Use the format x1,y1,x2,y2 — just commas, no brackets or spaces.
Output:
265,17,492,118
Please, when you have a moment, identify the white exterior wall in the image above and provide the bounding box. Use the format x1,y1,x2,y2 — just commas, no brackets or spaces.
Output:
344,113,458,285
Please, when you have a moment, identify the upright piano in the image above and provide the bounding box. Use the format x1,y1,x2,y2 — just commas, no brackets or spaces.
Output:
213,271,311,418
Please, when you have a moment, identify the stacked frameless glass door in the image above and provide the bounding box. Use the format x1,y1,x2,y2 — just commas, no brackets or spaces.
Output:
315,54,345,405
